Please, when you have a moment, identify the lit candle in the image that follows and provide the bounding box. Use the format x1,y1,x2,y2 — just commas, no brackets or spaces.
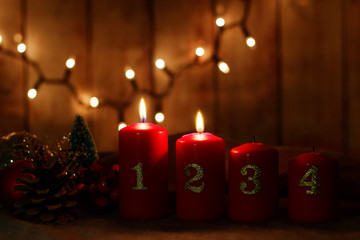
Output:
228,140,279,221
176,111,225,220
288,150,338,223
118,98,168,219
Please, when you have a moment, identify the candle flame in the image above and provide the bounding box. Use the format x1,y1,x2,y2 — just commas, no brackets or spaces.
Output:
139,98,146,122
196,111,204,134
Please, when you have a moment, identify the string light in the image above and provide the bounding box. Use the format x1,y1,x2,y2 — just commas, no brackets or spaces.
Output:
17,43,26,53
216,17,225,27
155,112,164,123
118,122,127,131
246,36,256,48
195,47,205,57
27,88,37,99
125,68,135,80
218,61,230,74
89,97,99,108
155,59,166,69
0,0,254,128
66,58,76,69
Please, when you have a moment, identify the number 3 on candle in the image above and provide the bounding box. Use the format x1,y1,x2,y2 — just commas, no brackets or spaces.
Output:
184,164,205,193
240,165,262,195
131,162,148,190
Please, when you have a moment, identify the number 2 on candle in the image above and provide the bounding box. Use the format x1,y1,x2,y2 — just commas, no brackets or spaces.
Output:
299,165,320,195
131,162,148,190
184,164,205,193
240,165,262,195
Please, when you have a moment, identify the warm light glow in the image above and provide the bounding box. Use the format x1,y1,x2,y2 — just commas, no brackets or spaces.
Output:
155,59,166,69
118,122,127,131
246,36,256,48
218,61,230,74
0,35,2,45
90,97,99,108
155,112,164,123
139,98,146,122
195,47,205,57
66,58,76,69
196,111,204,134
13,33,23,43
216,17,225,27
125,68,135,80
17,43,26,53
27,88,37,99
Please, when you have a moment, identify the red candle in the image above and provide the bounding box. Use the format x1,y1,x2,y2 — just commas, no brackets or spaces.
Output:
176,111,225,220
228,142,279,221
118,98,168,219
288,151,338,223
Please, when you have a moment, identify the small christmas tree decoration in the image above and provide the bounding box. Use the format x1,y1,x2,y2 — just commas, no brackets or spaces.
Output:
0,132,42,170
13,148,79,224
68,114,98,169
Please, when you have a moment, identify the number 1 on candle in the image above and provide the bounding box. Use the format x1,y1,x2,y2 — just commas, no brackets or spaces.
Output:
131,162,148,190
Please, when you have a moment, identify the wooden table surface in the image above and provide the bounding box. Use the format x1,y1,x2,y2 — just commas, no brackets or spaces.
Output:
0,198,359,240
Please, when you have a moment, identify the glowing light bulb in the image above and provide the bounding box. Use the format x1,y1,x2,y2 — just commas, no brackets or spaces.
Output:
66,58,75,69
125,68,135,80
216,18,225,27
155,59,166,69
196,111,204,134
246,36,256,48
139,98,146,122
17,43,26,53
27,88,37,99
90,97,99,108
218,61,230,74
195,47,205,57
155,112,165,123
118,122,127,131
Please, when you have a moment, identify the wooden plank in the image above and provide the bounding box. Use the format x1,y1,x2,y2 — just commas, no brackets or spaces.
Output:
218,0,278,145
26,0,87,140
91,0,152,151
281,0,343,152
153,0,215,134
0,0,24,136
347,0,360,157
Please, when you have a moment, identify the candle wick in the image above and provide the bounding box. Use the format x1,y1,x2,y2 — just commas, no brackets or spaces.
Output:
312,146,316,152
253,136,256,143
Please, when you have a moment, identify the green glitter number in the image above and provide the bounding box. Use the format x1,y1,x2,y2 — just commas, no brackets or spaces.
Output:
131,162,148,191
299,165,321,195
240,165,262,195
184,164,205,193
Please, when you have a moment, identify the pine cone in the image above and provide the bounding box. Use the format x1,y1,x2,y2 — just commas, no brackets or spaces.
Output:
13,148,78,224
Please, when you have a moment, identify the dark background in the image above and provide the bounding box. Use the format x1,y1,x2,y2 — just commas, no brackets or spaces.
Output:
0,0,359,157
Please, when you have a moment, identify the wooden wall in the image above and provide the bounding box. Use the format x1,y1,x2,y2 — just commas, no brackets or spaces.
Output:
0,0,359,157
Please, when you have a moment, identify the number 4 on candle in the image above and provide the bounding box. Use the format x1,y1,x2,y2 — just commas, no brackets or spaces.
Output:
298,165,321,195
